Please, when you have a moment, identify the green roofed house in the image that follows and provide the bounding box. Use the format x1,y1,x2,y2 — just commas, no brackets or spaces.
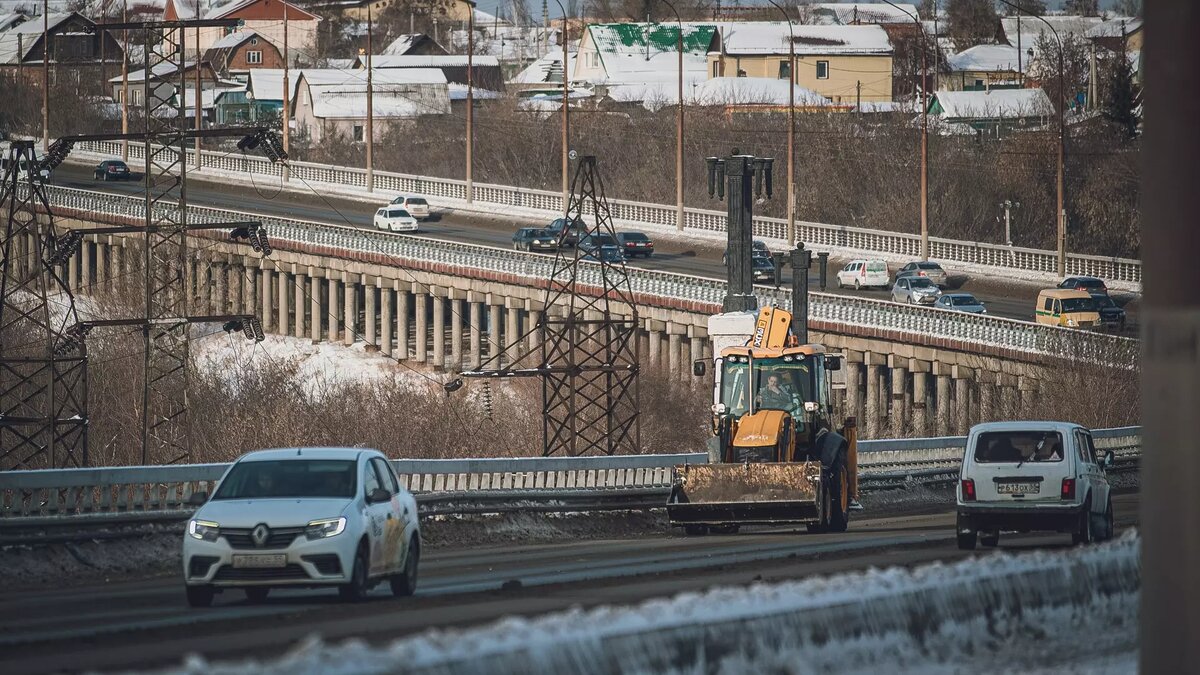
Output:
574,22,718,108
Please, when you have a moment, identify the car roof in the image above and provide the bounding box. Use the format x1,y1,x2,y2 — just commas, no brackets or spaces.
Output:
1040,288,1092,299
238,447,376,462
970,421,1086,434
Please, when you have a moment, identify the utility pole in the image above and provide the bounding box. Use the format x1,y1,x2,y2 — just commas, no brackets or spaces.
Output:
767,0,796,246
282,4,290,182
366,2,374,193
121,0,129,162
466,0,475,203
707,151,774,313
1000,198,1019,246
194,25,201,170
881,0,928,260
661,0,684,233
552,0,570,215
42,0,49,151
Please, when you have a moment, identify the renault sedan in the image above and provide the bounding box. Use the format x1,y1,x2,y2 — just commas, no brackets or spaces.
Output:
183,447,420,607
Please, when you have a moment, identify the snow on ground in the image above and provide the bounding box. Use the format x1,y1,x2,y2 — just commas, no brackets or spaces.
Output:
148,532,1141,675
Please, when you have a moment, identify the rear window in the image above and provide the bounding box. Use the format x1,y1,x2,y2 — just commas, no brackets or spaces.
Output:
919,262,942,270
866,261,887,272
1093,295,1116,309
1079,278,1105,288
973,431,1065,464
621,232,649,241
405,197,428,206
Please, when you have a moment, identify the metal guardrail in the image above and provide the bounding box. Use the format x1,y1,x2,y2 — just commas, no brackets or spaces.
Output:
37,183,1137,364
0,429,1140,527
70,141,1143,285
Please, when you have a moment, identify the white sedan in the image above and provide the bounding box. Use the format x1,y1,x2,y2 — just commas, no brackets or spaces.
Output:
182,447,420,607
373,206,419,232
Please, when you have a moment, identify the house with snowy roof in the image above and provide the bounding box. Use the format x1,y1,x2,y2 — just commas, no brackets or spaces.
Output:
292,68,450,143
162,0,319,60
204,30,283,76
380,33,447,57
928,88,1051,134
707,22,894,105
573,22,716,105
944,44,1025,91
0,12,124,86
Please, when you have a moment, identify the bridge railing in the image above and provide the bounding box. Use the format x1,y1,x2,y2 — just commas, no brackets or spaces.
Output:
0,428,1140,523
38,184,1138,365
69,141,1142,286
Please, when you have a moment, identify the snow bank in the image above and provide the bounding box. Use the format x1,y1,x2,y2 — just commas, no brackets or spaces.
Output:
151,532,1140,675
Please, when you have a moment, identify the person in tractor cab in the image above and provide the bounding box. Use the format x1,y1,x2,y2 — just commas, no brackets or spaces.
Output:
757,373,794,411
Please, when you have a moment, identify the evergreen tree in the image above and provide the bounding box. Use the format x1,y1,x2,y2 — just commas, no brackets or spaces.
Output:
1103,52,1138,139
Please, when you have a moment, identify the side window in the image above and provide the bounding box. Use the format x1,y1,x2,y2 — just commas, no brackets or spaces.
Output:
372,458,398,494
1081,432,1098,464
1043,297,1053,312
363,461,382,497
1053,300,1061,315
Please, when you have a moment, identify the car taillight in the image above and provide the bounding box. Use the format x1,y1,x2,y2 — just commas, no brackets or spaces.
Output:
1061,478,1076,500
961,479,976,501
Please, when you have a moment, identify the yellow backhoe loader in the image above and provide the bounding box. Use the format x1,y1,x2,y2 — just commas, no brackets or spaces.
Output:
667,306,858,535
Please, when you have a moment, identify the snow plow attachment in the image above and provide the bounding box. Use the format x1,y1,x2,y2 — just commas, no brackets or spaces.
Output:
666,462,824,526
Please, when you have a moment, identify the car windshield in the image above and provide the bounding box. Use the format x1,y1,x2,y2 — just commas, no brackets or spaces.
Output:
866,261,887,272
1093,296,1116,309
974,431,1064,463
591,234,617,245
1062,297,1096,312
388,209,411,218
910,278,935,288
622,232,649,241
1079,278,1104,288
213,459,358,499
951,295,979,306
753,258,775,269
919,263,942,270
753,358,815,427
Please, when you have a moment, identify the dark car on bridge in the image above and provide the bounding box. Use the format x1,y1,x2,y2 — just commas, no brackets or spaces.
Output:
615,231,655,258
93,159,132,181
723,239,772,265
577,233,618,257
1091,293,1126,331
1058,276,1108,295
751,256,777,284
545,217,586,248
511,227,558,253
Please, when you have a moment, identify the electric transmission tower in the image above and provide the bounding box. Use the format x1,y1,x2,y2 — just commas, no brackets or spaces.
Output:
462,156,640,456
0,141,88,470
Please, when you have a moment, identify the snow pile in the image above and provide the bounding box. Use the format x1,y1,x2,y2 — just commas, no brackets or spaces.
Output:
154,532,1140,675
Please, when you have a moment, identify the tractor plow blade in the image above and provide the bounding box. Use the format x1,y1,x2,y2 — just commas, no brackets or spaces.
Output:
666,462,822,526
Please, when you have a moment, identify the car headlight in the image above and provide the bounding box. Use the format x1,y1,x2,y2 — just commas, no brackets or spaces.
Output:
306,517,347,540
188,519,220,541
1067,319,1078,326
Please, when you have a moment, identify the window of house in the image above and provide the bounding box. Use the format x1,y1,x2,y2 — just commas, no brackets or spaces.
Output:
778,60,791,80
353,125,364,142
712,61,720,78
250,37,258,45
816,60,829,80
247,50,263,65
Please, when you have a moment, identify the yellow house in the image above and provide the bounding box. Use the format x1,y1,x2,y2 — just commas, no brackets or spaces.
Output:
706,23,894,104
333,0,492,24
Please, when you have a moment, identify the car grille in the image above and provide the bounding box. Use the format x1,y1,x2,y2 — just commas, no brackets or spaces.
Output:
221,526,306,550
1078,321,1094,328
188,555,219,578
213,564,311,581
302,554,343,576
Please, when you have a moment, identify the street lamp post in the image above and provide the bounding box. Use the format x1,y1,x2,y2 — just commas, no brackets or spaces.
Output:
464,0,476,203
881,0,928,261
552,0,570,215
765,0,795,247
660,0,685,233
998,0,1066,277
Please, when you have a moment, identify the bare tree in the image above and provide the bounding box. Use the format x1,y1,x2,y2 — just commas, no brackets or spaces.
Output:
1062,0,1099,17
945,0,1000,51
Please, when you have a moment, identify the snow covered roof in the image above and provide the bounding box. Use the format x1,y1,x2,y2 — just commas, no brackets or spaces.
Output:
1000,15,1105,47
716,23,893,56
447,83,502,101
947,44,1024,73
309,91,424,119
246,68,295,101
381,33,420,56
208,30,260,50
691,77,832,107
108,60,209,83
806,3,917,25
932,88,1052,120
0,12,27,32
301,67,447,87
359,54,500,69
1085,17,1142,39
582,23,715,87
510,50,577,85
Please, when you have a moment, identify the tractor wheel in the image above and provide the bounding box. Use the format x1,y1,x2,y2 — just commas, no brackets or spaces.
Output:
827,462,850,533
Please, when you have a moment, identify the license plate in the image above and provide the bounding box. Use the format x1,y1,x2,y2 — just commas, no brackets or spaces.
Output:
997,482,1038,495
232,554,286,568
636,242,646,246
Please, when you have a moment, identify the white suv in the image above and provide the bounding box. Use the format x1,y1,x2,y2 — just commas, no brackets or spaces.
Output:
836,259,889,290
374,206,419,232
182,447,420,607
390,194,431,220
956,421,1114,550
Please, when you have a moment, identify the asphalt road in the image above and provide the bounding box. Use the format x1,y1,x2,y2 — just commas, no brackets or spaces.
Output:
51,163,1140,332
0,492,1140,674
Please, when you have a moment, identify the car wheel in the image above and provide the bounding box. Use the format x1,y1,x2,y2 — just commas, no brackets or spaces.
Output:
683,525,709,536
1091,497,1114,542
244,587,270,603
102,172,110,182
980,531,1000,548
854,280,861,290
1072,503,1093,545
389,536,420,597
339,543,370,601
956,514,977,550
186,585,214,608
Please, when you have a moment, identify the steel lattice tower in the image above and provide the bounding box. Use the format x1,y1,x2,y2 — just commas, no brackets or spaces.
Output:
464,156,640,456
0,142,87,469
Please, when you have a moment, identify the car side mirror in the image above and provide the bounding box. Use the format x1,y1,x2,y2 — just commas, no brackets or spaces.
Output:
368,488,392,504
692,359,707,377
187,491,208,506
1102,450,1115,470
825,356,841,371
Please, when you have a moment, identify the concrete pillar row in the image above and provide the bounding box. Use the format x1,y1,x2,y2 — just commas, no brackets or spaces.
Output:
845,359,863,426
469,300,483,369
935,373,952,437
865,363,881,438
488,303,502,362
432,293,446,370
276,266,289,337
953,366,973,435
415,292,429,364
294,268,307,340
259,267,272,331
890,365,908,438
380,283,393,356
342,272,355,346
364,278,378,351
309,270,322,344
327,272,340,344
396,284,410,360
450,297,464,371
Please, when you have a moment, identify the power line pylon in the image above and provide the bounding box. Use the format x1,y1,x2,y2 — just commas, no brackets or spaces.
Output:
0,141,87,470
462,156,640,456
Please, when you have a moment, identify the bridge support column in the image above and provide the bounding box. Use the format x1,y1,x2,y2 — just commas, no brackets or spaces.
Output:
689,334,704,373
215,260,229,315
68,249,79,291
259,266,272,331
934,363,951,437
999,374,1019,419
488,301,502,363
294,267,307,340
196,260,211,316
310,268,322,344
228,262,242,314
910,360,930,437
844,352,863,427
1019,376,1038,417
95,241,108,290
526,301,541,358
432,290,446,370
80,241,91,290
380,280,393,356
469,298,482,369
415,290,429,363
889,359,908,438
342,273,355,346
667,324,683,378
326,271,340,343
364,277,378,352
450,294,464,371
864,354,884,438
273,265,287,337
646,320,664,370
978,372,996,424
110,242,122,292
505,298,521,365
396,282,410,360
953,366,972,435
